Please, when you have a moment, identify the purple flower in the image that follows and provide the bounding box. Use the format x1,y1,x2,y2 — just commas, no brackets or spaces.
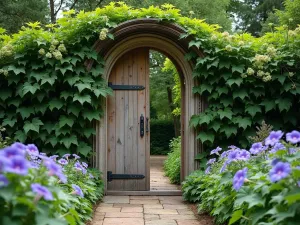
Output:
286,131,300,144
238,150,251,161
74,161,83,171
289,148,297,154
249,142,264,155
265,131,284,146
228,145,238,150
5,156,29,175
11,142,27,151
205,166,211,174
73,154,80,159
210,147,222,155
0,146,25,158
0,174,9,187
49,155,59,160
233,168,248,191
63,154,71,159
220,150,230,159
207,158,216,165
26,144,39,156
220,161,229,173
39,153,47,156
72,184,84,197
269,142,286,153
0,156,9,172
271,158,280,166
82,162,88,168
269,162,291,182
58,158,68,165
31,183,53,201
89,173,94,179
44,160,63,176
228,150,239,161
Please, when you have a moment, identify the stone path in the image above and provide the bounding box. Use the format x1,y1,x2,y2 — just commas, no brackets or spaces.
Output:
150,155,180,191
91,195,206,225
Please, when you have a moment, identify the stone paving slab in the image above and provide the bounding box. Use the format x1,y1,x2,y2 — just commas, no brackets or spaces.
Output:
103,218,144,225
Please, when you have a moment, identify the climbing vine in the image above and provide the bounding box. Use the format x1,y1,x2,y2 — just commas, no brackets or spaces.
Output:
0,2,299,158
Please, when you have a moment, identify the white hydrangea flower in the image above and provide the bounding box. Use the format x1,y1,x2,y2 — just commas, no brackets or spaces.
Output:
99,28,109,40
53,50,63,60
45,52,52,58
38,48,45,55
225,45,232,52
246,68,255,76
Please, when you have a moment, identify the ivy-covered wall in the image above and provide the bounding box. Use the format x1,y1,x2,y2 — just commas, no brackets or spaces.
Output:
0,3,299,158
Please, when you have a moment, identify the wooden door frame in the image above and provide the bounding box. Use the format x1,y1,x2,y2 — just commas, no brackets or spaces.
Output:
89,19,207,194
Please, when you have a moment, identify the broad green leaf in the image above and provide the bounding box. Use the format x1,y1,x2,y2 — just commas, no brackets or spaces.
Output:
60,135,78,148
229,210,243,225
245,105,262,117
0,89,12,101
232,64,244,74
59,115,74,128
276,99,292,112
83,127,96,138
197,131,214,144
220,97,232,107
220,125,237,138
208,120,221,132
2,118,17,127
67,105,81,117
285,193,300,205
86,50,98,60
75,83,91,93
226,77,243,87
218,108,233,120
29,71,44,82
14,130,27,142
64,75,80,86
17,107,34,119
60,91,73,100
49,99,64,111
46,136,58,147
77,142,92,157
41,76,57,86
22,82,40,96
198,113,213,125
218,60,230,69
56,64,73,75
233,89,248,100
94,88,112,98
73,94,91,105
24,118,43,133
7,65,25,75
82,110,101,121
260,99,276,112
235,187,265,209
190,115,200,127
42,123,54,134
217,87,228,96
232,116,251,130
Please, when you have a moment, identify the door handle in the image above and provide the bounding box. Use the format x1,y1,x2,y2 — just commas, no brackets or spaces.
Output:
146,117,149,133
140,114,144,138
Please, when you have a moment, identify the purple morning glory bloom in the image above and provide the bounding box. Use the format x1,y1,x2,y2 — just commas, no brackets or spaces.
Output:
82,162,88,168
5,156,29,175
74,161,83,171
269,162,291,182
0,174,9,187
228,150,239,161
271,158,280,166
11,142,27,151
228,145,238,150
205,166,211,174
220,161,229,173
31,183,53,201
0,146,25,158
265,131,284,146
210,147,222,155
207,158,216,165
72,184,84,197
58,158,68,165
39,153,47,156
233,168,248,191
58,173,67,183
73,154,80,159
286,131,300,144
0,156,9,172
89,173,94,179
63,154,71,159
26,144,39,156
249,142,264,155
269,142,286,153
49,155,59,161
238,150,251,161
220,150,230,159
44,160,63,177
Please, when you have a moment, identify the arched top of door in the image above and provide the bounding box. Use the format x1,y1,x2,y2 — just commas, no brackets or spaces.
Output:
90,18,204,83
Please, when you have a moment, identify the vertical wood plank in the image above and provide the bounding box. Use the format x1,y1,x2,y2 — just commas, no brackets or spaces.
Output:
145,48,150,191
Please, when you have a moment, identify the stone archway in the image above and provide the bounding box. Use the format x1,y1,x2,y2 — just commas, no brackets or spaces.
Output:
89,19,206,193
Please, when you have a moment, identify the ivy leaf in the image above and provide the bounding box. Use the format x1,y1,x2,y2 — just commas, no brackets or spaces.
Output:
229,210,243,225
22,83,40,96
60,91,73,100
75,83,91,93
235,187,265,209
46,136,58,147
217,87,228,96
233,89,248,100
198,113,213,125
64,75,80,86
67,105,81,117
190,115,200,127
55,64,73,75
77,142,92,157
42,123,54,134
196,131,214,144
24,118,43,133
14,130,27,143
94,88,112,98
30,71,44,82
17,107,34,119
41,75,57,86
220,125,238,138
245,105,262,117
82,110,102,121
193,84,213,94
260,100,276,112
83,127,96,138
60,135,78,148
2,118,17,127
218,108,233,120
34,104,48,114
218,60,230,69
220,97,232,107
189,40,201,48
226,77,243,87
208,120,221,132
7,65,25,75
276,99,292,112
272,74,286,85
70,56,81,66
0,89,12,101
59,115,74,128
232,64,244,74
232,116,252,130
73,94,91,105
49,99,64,111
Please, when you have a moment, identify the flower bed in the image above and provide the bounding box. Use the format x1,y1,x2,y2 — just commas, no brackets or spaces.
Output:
182,130,300,225
0,142,104,225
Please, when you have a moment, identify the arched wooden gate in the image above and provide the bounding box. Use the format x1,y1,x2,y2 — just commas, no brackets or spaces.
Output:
89,19,206,195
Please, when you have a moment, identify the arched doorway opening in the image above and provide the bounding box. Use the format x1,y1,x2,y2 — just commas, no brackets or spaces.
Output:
90,19,206,194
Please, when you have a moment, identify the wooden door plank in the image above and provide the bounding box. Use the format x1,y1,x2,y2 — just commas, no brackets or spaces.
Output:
107,67,116,190
145,48,150,190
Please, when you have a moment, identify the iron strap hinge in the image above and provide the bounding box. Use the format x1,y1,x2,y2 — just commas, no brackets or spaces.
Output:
108,82,145,90
107,171,145,182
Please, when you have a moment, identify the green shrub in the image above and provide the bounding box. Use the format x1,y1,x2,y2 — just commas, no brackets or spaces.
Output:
164,136,181,184
182,130,300,224
0,142,104,225
150,119,175,155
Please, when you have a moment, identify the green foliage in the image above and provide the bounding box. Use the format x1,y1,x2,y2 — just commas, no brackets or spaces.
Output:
182,135,300,224
248,121,273,143
164,136,181,184
277,0,300,29
150,119,175,155
0,126,12,148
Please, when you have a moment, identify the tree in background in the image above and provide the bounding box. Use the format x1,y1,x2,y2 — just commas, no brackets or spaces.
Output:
0,0,49,33
277,0,300,29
